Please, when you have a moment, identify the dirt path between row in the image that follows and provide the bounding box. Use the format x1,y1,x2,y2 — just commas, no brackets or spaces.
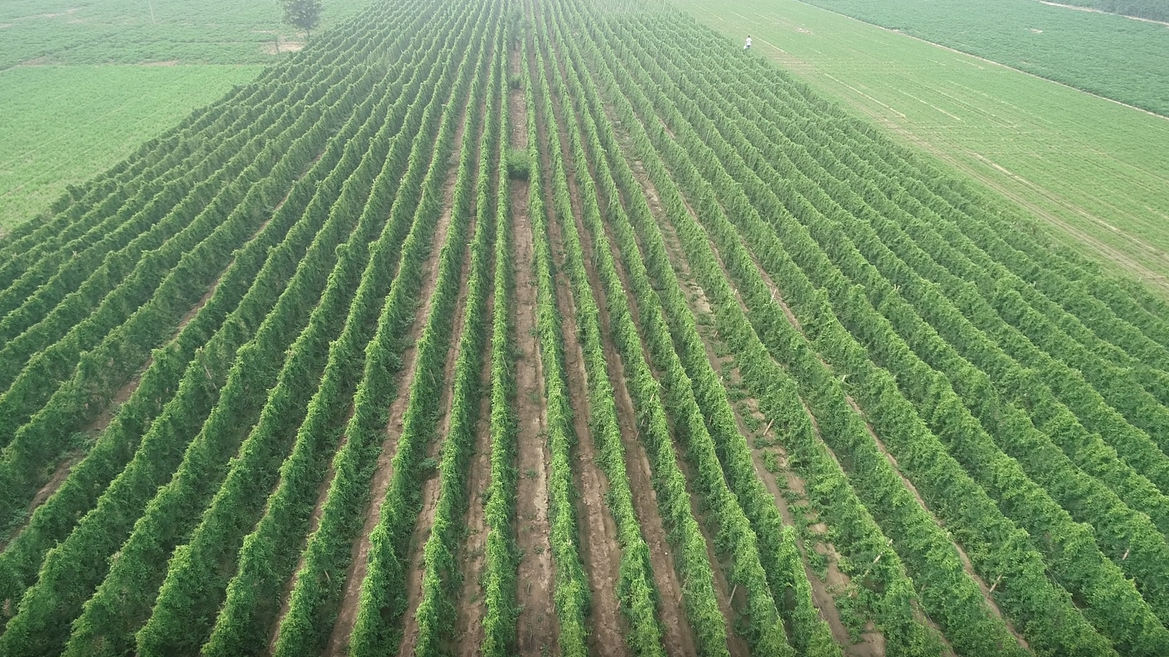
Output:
321,102,471,657
616,137,748,657
451,266,497,655
509,43,559,657
396,218,478,656
662,214,887,656
648,180,878,654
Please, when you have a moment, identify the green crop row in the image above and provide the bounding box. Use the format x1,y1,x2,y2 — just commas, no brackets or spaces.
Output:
55,69,402,657
133,38,435,656
0,44,395,632
348,11,496,656
587,11,1031,656
530,18,668,656
686,55,1169,630
199,25,453,657
641,24,1169,650
0,62,386,657
0,80,270,281
270,7,487,654
0,79,305,345
611,11,1169,655
479,36,520,657
542,11,733,655
0,97,264,320
0,75,372,539
553,4,832,654
558,15,943,656
413,31,503,657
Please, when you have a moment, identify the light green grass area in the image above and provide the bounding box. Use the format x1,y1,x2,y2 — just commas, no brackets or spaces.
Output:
790,0,1169,116
0,0,367,67
676,0,1169,292
0,65,259,229
0,0,370,232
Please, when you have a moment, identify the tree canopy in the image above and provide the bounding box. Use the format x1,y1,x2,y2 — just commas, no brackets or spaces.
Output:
281,0,322,38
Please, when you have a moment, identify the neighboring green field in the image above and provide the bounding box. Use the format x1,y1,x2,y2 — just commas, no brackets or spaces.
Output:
676,0,1169,293
0,0,368,232
1050,0,1169,23
785,0,1169,116
0,65,258,229
0,0,363,67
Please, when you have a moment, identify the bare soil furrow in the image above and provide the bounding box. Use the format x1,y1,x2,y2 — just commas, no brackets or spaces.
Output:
509,43,558,656
321,108,470,657
397,210,479,657
452,278,497,655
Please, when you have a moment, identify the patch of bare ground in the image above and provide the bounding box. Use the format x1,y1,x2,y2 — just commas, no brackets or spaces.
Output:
397,191,480,657
321,114,469,656
451,273,496,655
543,67,695,654
509,43,558,656
263,41,305,55
141,60,178,66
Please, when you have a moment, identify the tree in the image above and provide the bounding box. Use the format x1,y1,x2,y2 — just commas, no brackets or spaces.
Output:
281,0,322,40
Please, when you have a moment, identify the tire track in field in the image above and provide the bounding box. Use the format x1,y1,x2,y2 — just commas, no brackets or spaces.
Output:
320,105,471,657
508,43,558,655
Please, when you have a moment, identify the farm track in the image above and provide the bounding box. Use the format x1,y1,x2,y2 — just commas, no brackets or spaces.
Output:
507,41,559,656
6,0,1169,654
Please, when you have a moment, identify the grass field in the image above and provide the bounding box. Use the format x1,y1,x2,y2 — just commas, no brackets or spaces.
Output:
789,0,1169,116
0,65,258,229
0,0,367,231
677,0,1169,293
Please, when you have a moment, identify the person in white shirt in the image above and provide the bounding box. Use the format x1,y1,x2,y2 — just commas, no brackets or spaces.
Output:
744,35,752,50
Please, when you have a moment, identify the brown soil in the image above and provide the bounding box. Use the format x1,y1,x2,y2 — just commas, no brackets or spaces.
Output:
451,270,497,655
263,41,305,55
509,43,559,656
397,195,479,657
322,103,470,657
0,449,83,552
584,215,697,656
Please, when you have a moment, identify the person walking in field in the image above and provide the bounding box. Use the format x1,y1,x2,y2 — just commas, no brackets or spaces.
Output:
744,35,752,49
